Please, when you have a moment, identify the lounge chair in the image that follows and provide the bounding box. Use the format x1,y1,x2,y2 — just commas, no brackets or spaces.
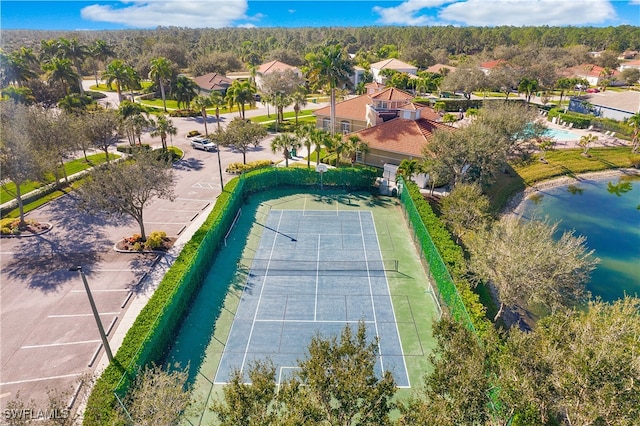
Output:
587,125,594,131
568,122,574,128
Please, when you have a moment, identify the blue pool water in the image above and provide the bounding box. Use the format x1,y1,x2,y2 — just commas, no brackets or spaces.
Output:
544,127,581,140
519,176,640,302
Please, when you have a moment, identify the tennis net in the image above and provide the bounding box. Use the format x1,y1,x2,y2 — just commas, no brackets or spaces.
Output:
238,258,399,276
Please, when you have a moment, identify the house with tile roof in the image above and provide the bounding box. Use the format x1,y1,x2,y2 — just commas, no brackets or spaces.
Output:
349,105,455,168
255,60,302,89
619,59,640,72
192,72,233,96
568,64,623,87
479,59,507,75
314,87,415,134
371,59,418,83
425,63,456,75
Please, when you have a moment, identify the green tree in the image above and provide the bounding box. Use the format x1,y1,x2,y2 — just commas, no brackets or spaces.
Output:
0,102,44,227
225,79,256,119
271,133,301,167
83,108,119,162
1,85,35,104
57,37,89,96
221,118,268,164
578,132,598,157
517,77,539,103
468,217,598,322
341,134,369,166
149,56,174,112
89,39,115,86
103,59,132,102
306,44,354,136
397,159,419,181
0,49,37,87
42,57,78,95
440,183,490,243
398,316,493,426
555,77,573,106
291,87,308,125
171,74,197,110
192,95,213,136
620,67,640,86
117,100,151,146
442,66,486,99
208,90,226,132
78,149,175,241
150,114,177,150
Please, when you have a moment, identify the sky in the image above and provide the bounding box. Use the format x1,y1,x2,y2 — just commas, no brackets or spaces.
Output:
0,0,638,31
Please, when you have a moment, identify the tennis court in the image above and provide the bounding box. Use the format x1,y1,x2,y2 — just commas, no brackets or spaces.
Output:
214,209,410,387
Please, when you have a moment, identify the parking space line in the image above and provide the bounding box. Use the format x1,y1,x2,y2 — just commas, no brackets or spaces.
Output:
48,313,119,318
70,289,129,293
21,340,100,349
0,373,82,386
175,197,214,202
144,221,192,225
157,208,202,212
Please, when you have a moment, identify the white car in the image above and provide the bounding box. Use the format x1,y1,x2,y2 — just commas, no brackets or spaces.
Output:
190,137,217,152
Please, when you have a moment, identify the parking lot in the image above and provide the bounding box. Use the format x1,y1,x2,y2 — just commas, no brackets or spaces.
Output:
0,106,305,413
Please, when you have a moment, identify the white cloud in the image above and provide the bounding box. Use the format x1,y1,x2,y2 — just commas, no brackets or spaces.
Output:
81,0,249,28
630,0,640,5
373,0,454,25
373,0,618,26
440,0,617,26
288,9,296,14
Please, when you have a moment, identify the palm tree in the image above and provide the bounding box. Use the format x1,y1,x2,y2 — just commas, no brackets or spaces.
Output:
292,88,308,126
149,57,173,112
103,59,131,102
398,159,419,181
518,77,539,104
42,57,78,95
271,133,301,167
90,39,115,87
578,133,598,157
0,51,37,87
555,77,573,107
342,135,369,166
628,112,640,153
117,100,151,146
150,115,177,150
1,86,35,104
172,75,198,110
193,95,213,136
306,44,354,136
57,38,89,95
209,91,226,132
225,79,256,119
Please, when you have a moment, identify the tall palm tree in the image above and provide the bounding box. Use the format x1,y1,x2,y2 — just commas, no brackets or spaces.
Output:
90,39,115,86
1,86,35,104
292,88,308,126
149,57,173,112
518,77,539,104
271,133,301,167
172,75,198,110
42,57,78,95
0,50,37,87
193,95,213,136
103,59,131,102
306,44,354,136
57,38,89,95
209,91,226,132
555,77,573,107
117,100,151,146
225,79,256,119
628,112,640,153
150,115,177,150
39,38,59,64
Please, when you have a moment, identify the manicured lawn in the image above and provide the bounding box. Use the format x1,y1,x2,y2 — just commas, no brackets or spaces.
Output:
138,98,247,115
1,153,118,205
486,147,640,212
250,109,315,123
2,182,82,219
89,82,153,92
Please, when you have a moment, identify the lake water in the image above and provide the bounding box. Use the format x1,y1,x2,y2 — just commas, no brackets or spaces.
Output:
519,175,640,302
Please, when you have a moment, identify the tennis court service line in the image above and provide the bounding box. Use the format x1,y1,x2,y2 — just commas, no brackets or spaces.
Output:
314,234,320,321
239,210,284,374
358,211,384,374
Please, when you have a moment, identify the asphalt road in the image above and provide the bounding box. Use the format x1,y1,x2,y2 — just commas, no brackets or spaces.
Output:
0,85,327,414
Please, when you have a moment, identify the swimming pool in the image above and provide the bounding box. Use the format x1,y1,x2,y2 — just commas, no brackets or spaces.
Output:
544,127,581,140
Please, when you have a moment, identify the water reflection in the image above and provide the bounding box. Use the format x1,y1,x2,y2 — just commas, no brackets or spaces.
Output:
607,179,633,197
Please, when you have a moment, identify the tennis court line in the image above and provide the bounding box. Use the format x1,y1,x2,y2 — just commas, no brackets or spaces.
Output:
238,209,284,374
314,234,320,321
358,211,384,374
255,319,377,323
370,212,411,388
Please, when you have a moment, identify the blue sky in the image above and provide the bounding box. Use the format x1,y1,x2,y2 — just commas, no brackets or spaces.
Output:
1,0,638,30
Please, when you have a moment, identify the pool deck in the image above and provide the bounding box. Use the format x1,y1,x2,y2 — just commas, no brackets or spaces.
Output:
539,119,630,150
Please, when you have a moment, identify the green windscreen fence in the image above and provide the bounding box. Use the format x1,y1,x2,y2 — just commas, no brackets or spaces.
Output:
397,178,475,332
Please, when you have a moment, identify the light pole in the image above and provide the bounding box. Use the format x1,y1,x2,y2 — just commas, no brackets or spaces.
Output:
70,266,113,362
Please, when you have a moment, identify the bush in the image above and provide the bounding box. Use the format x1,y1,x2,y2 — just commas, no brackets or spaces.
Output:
225,159,274,174
169,109,199,118
145,231,167,250
116,144,151,154
187,130,201,138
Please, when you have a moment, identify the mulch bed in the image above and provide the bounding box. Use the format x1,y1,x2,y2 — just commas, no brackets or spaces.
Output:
115,236,177,253
0,221,52,237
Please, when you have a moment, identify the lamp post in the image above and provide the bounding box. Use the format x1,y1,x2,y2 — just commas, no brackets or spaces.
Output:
70,266,113,362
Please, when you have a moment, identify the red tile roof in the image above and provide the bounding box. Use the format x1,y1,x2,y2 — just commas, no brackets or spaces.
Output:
480,59,506,70
369,87,414,101
314,95,372,121
425,63,456,74
257,60,298,74
352,117,455,157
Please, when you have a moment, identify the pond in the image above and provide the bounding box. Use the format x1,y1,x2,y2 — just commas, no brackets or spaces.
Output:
519,174,640,302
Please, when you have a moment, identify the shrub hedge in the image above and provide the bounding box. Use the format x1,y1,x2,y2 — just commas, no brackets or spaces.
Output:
83,167,380,425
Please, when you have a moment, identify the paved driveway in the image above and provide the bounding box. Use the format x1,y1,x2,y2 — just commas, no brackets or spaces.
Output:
0,90,326,414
